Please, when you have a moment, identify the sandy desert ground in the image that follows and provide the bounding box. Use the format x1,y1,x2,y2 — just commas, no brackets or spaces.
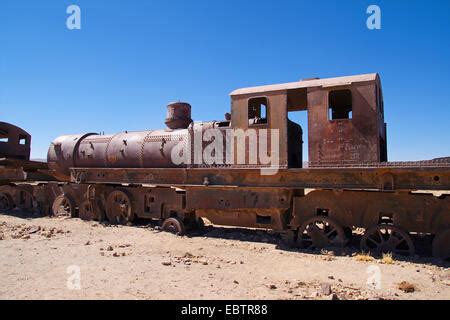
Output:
0,211,449,300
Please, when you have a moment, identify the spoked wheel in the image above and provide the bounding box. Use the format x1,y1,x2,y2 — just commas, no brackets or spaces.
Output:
296,216,347,249
106,190,134,224
162,217,185,236
361,224,415,256
432,229,450,260
0,193,13,211
52,194,75,217
79,200,96,221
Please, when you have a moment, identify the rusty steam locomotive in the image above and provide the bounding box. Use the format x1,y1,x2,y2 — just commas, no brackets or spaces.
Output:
1,73,450,259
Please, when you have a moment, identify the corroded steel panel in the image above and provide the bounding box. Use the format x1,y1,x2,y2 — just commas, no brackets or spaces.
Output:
0,122,31,161
291,189,450,234
69,165,450,191
307,78,385,166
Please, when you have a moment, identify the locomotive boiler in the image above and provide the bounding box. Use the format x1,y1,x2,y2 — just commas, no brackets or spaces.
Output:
48,101,303,179
48,102,196,177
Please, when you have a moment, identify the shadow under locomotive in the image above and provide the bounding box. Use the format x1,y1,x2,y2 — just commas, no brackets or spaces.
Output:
1,208,448,267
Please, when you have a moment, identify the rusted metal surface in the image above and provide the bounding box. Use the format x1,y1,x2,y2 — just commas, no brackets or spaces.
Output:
291,189,450,234
0,158,51,183
52,194,75,217
308,158,450,168
229,73,379,96
290,189,449,256
0,158,48,171
0,122,31,161
105,189,134,224
47,130,191,178
306,76,387,166
0,183,58,215
162,217,186,235
165,102,192,130
360,225,415,256
186,187,293,231
296,216,347,249
48,73,448,188
432,229,450,259
0,167,26,184
69,166,450,191
230,73,386,167
47,133,99,178
0,123,49,184
0,122,31,183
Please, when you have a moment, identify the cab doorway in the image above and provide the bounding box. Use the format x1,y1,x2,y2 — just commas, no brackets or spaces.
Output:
287,88,308,168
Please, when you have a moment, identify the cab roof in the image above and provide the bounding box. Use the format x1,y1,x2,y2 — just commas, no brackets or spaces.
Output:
230,73,379,96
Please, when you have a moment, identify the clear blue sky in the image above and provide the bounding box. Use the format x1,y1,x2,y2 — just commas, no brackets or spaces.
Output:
1,0,449,160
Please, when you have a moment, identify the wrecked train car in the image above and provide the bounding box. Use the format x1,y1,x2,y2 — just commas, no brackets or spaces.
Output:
2,74,450,259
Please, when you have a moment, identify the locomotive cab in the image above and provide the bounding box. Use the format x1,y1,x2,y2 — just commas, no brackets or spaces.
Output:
229,73,388,168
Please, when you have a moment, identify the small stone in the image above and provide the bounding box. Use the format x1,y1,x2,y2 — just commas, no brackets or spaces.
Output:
106,246,114,251
328,293,339,300
398,281,416,293
11,233,19,239
27,226,40,234
113,252,120,257
322,256,334,261
269,284,277,290
328,276,335,280
85,241,91,246
321,283,332,295
162,261,172,266
234,280,239,284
